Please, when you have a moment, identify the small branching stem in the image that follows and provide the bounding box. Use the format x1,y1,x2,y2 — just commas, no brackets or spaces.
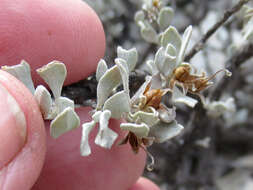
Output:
185,0,250,61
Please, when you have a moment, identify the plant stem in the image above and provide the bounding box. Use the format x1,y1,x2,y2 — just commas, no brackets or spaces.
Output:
185,0,250,62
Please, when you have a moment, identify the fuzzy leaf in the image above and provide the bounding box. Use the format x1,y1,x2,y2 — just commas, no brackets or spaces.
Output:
34,85,53,119
149,121,184,143
55,97,74,114
117,46,138,71
115,58,130,94
2,60,35,93
134,10,145,22
158,105,176,123
216,169,253,190
50,107,80,138
158,7,174,30
92,111,102,123
172,86,198,108
146,60,158,75
96,59,108,81
150,73,163,89
177,25,192,65
243,17,253,42
138,21,159,44
161,26,182,50
206,97,236,117
80,121,96,156
154,45,177,77
95,110,118,148
131,76,152,105
103,91,130,119
130,110,159,127
120,122,150,138
37,61,66,99
97,65,121,109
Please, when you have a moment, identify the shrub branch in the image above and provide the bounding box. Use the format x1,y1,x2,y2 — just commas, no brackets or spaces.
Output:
185,0,250,62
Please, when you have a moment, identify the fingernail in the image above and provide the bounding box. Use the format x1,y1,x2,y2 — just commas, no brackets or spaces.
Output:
0,83,27,168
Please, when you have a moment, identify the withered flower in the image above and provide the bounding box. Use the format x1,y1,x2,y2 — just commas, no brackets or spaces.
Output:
152,0,161,9
121,80,175,154
140,82,169,110
169,64,232,94
118,132,154,154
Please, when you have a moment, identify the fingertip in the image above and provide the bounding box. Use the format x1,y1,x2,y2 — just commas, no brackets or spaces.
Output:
129,177,160,190
0,0,105,85
0,71,46,190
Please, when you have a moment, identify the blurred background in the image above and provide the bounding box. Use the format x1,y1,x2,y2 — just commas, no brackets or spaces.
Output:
79,1,253,189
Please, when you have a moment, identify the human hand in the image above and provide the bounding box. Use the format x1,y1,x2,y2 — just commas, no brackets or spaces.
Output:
0,0,159,189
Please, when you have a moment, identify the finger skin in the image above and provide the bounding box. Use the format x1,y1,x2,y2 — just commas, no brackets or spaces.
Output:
0,0,105,85
32,107,146,190
129,177,160,190
0,71,46,190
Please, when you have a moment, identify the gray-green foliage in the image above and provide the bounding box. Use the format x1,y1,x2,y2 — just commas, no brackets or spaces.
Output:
1,0,236,162
81,46,184,156
2,61,80,139
242,5,253,42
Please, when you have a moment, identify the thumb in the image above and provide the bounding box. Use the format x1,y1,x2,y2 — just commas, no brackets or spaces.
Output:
0,70,46,190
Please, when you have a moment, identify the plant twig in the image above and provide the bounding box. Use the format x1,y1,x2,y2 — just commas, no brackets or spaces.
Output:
210,43,253,100
185,0,250,62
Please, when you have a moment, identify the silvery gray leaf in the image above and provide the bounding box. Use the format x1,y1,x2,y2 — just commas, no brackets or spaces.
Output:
232,154,253,169
154,45,177,77
177,25,192,65
158,7,174,30
154,47,166,72
142,0,153,9
164,45,177,77
96,59,108,81
97,65,121,109
150,73,163,89
55,96,75,114
146,60,158,75
2,60,35,93
92,111,102,123
117,46,138,71
50,107,80,138
120,122,150,138
216,169,253,190
195,137,211,148
161,26,182,50
138,21,159,44
34,85,53,119
95,110,118,148
115,58,130,94
206,97,236,118
149,121,184,143
103,91,130,119
130,110,159,127
131,76,152,105
134,10,145,23
80,120,96,156
165,43,177,57
158,105,176,123
37,61,67,99
243,17,253,42
172,86,198,108
245,8,253,21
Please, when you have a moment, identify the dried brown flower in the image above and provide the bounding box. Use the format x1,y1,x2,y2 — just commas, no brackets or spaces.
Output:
169,64,231,94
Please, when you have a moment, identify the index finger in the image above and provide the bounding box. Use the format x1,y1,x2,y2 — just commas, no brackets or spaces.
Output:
0,0,105,85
